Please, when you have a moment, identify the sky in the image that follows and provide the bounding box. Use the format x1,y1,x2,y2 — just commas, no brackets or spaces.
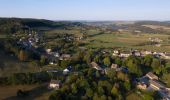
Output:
0,0,170,21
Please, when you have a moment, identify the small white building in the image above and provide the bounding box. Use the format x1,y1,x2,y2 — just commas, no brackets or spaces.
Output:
63,68,70,75
119,53,130,58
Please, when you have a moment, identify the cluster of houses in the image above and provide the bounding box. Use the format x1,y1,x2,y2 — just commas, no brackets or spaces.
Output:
46,48,71,65
90,62,128,75
149,37,163,43
137,72,170,100
17,31,42,49
112,50,170,60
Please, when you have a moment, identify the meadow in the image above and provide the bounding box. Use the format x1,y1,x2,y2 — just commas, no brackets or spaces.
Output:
86,32,170,52
46,28,170,52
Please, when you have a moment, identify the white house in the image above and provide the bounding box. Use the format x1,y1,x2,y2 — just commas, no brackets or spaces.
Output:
63,68,70,75
119,53,130,58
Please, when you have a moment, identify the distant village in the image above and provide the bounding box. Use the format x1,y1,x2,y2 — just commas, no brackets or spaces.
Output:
112,49,170,60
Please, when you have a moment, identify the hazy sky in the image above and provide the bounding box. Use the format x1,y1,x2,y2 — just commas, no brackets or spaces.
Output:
0,0,170,21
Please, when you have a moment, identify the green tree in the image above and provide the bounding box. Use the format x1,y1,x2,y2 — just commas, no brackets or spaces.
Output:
94,55,100,63
144,55,153,67
40,55,46,66
151,58,161,75
98,86,105,96
114,57,122,66
126,56,142,76
95,71,101,78
86,88,93,97
111,86,119,97
103,57,111,67
105,68,116,79
71,83,78,94
124,81,131,91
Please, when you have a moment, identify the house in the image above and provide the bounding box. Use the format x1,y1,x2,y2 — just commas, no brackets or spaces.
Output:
141,51,153,56
137,76,150,90
149,80,165,90
63,66,72,75
131,51,141,57
159,88,170,100
111,63,119,69
91,62,103,71
164,53,170,60
119,53,130,58
146,72,158,80
137,83,148,90
63,69,70,75
112,50,120,56
49,62,54,65
46,49,52,54
60,54,71,60
48,80,61,90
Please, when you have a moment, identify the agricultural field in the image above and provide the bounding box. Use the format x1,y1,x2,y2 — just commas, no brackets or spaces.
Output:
85,32,170,52
46,27,170,52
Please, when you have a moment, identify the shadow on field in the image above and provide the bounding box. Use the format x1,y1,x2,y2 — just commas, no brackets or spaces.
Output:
3,83,51,100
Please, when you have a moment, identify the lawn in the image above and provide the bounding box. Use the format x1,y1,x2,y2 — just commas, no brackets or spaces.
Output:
0,49,40,77
0,83,51,100
126,92,142,100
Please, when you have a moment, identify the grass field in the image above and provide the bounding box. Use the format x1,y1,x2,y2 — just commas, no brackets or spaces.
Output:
0,83,51,100
0,50,40,77
46,28,170,52
85,33,170,52
126,92,142,100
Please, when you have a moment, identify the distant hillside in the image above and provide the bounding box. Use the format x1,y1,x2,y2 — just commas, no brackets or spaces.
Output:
135,21,170,26
0,18,84,34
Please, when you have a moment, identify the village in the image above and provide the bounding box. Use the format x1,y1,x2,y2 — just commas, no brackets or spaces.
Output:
1,18,170,100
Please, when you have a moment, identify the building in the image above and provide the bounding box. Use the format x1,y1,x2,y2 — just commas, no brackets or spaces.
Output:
48,80,61,90
146,72,158,80
112,50,120,56
119,53,130,58
164,53,170,60
63,66,72,75
137,76,150,90
46,49,52,54
131,51,141,57
91,62,103,71
149,80,165,90
137,83,148,90
111,63,119,69
141,50,153,56
60,54,71,60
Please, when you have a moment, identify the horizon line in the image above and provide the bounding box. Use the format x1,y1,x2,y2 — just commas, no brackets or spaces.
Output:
0,17,169,22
